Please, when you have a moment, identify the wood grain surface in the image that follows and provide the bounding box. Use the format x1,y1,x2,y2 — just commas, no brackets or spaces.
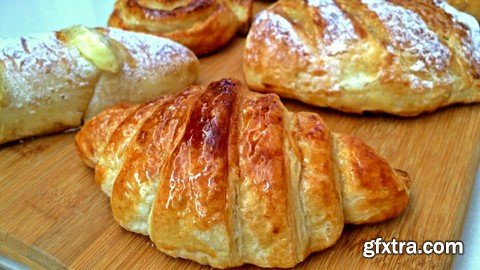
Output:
1,3,480,269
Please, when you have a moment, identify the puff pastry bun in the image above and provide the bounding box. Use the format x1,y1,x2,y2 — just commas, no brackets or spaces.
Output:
244,0,480,116
76,78,410,268
108,0,253,55
0,26,198,145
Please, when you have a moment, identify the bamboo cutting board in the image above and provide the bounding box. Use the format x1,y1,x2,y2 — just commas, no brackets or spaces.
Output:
1,4,480,270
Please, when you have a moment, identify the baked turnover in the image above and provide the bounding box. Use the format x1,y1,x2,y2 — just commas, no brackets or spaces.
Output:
108,0,253,55
244,0,480,116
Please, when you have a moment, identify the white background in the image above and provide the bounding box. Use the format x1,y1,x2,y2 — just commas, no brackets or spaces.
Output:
0,0,478,268
0,0,115,37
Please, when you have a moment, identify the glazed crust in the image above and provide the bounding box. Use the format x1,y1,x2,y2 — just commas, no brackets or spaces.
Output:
0,26,199,145
243,0,480,116
75,78,410,268
108,0,253,55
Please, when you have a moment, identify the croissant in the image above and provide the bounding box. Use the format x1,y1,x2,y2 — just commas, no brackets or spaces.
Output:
75,79,410,268
108,0,253,55
0,25,199,145
447,0,480,21
244,0,480,116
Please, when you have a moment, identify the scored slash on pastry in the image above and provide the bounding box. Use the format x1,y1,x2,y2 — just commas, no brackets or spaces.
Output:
76,78,411,268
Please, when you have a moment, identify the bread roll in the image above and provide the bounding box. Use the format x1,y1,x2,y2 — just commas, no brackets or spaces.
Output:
0,26,199,145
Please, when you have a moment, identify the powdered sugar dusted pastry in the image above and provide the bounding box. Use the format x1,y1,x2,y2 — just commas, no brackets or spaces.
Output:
76,78,410,268
244,0,480,116
108,0,253,55
0,26,199,145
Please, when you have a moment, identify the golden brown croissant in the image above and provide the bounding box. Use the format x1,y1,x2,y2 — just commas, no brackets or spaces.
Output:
244,0,480,116
0,25,199,145
75,79,410,268
108,0,253,55
447,0,480,20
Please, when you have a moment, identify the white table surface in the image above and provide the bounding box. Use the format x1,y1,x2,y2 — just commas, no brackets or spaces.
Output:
0,0,478,269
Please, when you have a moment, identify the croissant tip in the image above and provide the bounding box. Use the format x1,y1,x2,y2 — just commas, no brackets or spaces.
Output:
394,169,411,190
209,78,242,87
205,78,245,94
